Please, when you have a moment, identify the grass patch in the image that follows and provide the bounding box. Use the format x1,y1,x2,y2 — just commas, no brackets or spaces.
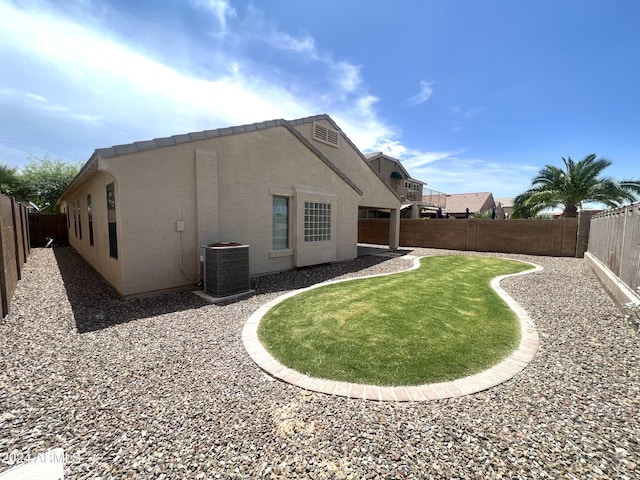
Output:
258,256,533,386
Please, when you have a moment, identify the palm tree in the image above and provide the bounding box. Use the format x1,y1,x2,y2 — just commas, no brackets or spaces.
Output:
513,154,640,218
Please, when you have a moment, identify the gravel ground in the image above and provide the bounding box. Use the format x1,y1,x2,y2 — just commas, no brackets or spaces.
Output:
1,246,638,479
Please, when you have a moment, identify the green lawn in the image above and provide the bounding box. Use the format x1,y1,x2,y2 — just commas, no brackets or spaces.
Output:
258,255,534,386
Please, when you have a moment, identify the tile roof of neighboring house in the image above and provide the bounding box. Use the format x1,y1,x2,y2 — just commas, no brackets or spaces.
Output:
59,114,403,203
445,192,495,214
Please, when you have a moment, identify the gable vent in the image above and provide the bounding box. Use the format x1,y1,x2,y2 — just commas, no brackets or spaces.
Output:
313,121,340,147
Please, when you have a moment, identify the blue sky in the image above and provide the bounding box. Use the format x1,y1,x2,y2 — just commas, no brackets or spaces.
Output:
1,0,638,198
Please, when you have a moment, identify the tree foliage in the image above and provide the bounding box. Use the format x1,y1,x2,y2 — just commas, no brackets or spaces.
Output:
513,154,640,218
1,155,80,213
0,164,22,198
472,209,494,219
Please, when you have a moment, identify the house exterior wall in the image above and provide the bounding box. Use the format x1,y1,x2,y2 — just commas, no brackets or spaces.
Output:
292,120,402,210
63,125,362,297
59,170,124,294
373,156,405,194
210,127,360,273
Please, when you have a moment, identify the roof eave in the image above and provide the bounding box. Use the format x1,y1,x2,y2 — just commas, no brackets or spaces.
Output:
57,152,100,204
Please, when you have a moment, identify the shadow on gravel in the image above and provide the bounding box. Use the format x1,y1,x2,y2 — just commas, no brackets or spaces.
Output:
53,245,408,334
53,247,209,334
250,246,410,296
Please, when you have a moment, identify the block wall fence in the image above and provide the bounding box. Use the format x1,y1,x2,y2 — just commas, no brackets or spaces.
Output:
0,194,30,317
358,216,592,257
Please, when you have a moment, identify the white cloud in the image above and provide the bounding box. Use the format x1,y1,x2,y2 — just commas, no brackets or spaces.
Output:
333,96,397,152
335,62,362,93
449,106,483,132
452,106,483,118
374,140,407,158
401,148,471,170
24,92,47,103
358,139,534,197
411,157,536,197
464,107,483,118
0,0,399,166
242,6,319,57
243,9,364,98
0,2,308,149
0,87,104,126
268,30,317,55
407,80,434,106
189,0,236,34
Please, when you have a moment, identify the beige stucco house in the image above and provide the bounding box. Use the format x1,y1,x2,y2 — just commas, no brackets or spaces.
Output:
495,197,514,218
363,152,430,219
58,115,402,298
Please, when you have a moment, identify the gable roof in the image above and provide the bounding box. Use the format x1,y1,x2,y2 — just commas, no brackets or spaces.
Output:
495,197,514,208
364,152,425,185
59,114,374,201
292,117,402,203
444,192,495,214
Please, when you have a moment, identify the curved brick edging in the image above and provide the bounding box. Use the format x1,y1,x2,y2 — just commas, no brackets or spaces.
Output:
242,256,543,402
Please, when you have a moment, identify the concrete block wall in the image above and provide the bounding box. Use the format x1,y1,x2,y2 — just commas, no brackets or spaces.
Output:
0,195,30,317
358,217,589,258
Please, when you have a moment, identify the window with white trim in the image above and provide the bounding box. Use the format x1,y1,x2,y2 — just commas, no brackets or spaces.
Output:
73,201,78,237
312,121,339,147
272,196,289,250
304,201,332,242
77,199,82,240
87,194,94,246
106,182,118,259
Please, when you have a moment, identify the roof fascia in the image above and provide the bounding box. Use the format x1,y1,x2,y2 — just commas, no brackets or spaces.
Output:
57,152,99,204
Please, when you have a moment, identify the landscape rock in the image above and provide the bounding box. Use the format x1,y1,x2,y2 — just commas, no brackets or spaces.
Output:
0,247,638,479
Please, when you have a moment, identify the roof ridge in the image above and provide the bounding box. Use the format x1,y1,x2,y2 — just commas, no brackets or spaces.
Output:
95,118,295,159
447,191,491,196
95,114,344,159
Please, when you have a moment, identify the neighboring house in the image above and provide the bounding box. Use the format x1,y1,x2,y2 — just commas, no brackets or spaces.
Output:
364,152,428,218
440,192,504,219
495,197,514,218
58,115,402,298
